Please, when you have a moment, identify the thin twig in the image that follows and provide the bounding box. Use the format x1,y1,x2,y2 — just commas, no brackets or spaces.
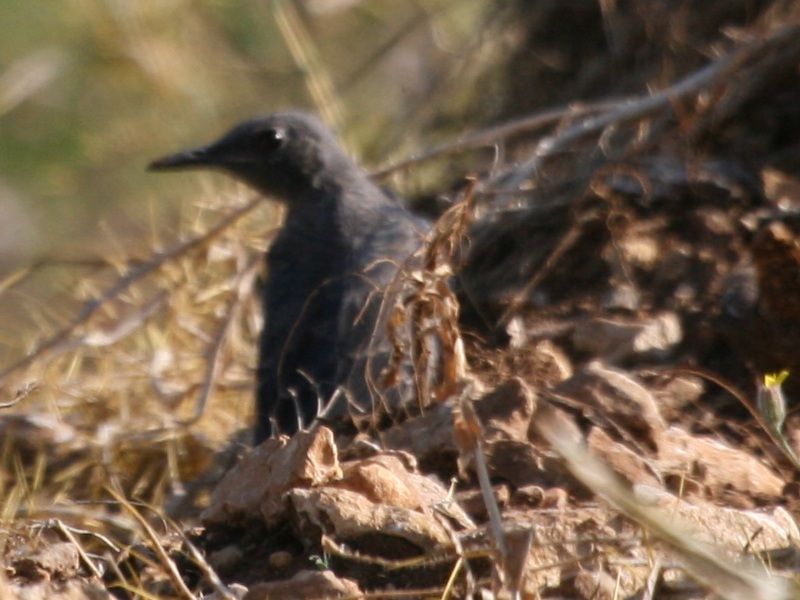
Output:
177,254,261,427
489,25,800,193
0,381,39,409
372,99,622,177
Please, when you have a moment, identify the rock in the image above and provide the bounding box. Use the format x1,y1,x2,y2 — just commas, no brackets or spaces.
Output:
573,568,619,600
243,570,360,600
602,283,641,311
512,485,569,509
288,451,473,553
379,401,458,469
480,439,555,489
453,380,571,490
202,428,341,526
336,454,471,528
207,545,243,573
553,362,666,440
202,583,248,600
456,484,511,519
648,374,705,420
571,312,682,361
655,427,785,498
288,487,452,555
10,543,80,581
533,340,573,383
587,427,660,487
268,551,293,570
473,378,536,443
634,485,799,551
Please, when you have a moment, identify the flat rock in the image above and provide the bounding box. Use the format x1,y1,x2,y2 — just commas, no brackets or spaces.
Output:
335,454,472,528
635,485,799,551
243,570,360,600
0,576,111,600
655,427,785,498
9,543,80,582
288,486,452,555
553,362,666,439
571,312,682,361
473,378,536,443
379,401,457,467
587,427,660,487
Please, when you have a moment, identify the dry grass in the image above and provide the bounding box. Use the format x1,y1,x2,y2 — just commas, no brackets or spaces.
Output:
0,190,280,595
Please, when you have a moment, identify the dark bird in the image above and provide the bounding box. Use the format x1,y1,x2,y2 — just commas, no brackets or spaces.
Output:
149,112,428,442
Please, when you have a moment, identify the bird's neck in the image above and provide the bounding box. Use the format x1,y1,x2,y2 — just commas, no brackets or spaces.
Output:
282,171,389,249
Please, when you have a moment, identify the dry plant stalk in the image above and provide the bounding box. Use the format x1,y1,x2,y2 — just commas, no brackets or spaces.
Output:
106,486,195,600
378,178,475,423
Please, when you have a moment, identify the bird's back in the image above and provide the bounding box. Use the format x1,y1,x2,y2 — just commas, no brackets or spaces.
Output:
257,180,428,439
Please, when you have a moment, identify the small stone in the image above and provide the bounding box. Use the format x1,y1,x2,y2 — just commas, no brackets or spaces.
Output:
571,312,682,362
268,550,293,570
244,570,360,600
208,545,243,572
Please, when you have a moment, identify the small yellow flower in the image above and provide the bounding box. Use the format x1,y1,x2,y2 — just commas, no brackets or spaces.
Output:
764,370,790,388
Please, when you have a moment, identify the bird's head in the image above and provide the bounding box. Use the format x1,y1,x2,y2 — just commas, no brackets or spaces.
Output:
149,112,355,200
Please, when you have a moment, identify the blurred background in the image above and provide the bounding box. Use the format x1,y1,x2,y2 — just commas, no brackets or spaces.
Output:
0,0,492,254
0,0,502,353
1,0,786,361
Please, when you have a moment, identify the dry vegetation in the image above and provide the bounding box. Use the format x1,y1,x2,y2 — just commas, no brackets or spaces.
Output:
3,1,800,599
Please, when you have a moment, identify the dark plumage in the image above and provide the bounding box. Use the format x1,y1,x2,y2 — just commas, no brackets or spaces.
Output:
149,112,427,442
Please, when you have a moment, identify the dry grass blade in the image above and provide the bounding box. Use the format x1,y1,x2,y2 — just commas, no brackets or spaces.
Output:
440,556,464,600
273,0,344,138
177,254,260,427
452,390,515,597
52,518,104,580
171,520,237,600
106,486,195,600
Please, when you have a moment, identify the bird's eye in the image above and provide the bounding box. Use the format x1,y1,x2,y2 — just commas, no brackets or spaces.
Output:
257,127,286,153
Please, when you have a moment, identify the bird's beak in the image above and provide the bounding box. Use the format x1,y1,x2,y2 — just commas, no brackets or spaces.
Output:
148,145,215,171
